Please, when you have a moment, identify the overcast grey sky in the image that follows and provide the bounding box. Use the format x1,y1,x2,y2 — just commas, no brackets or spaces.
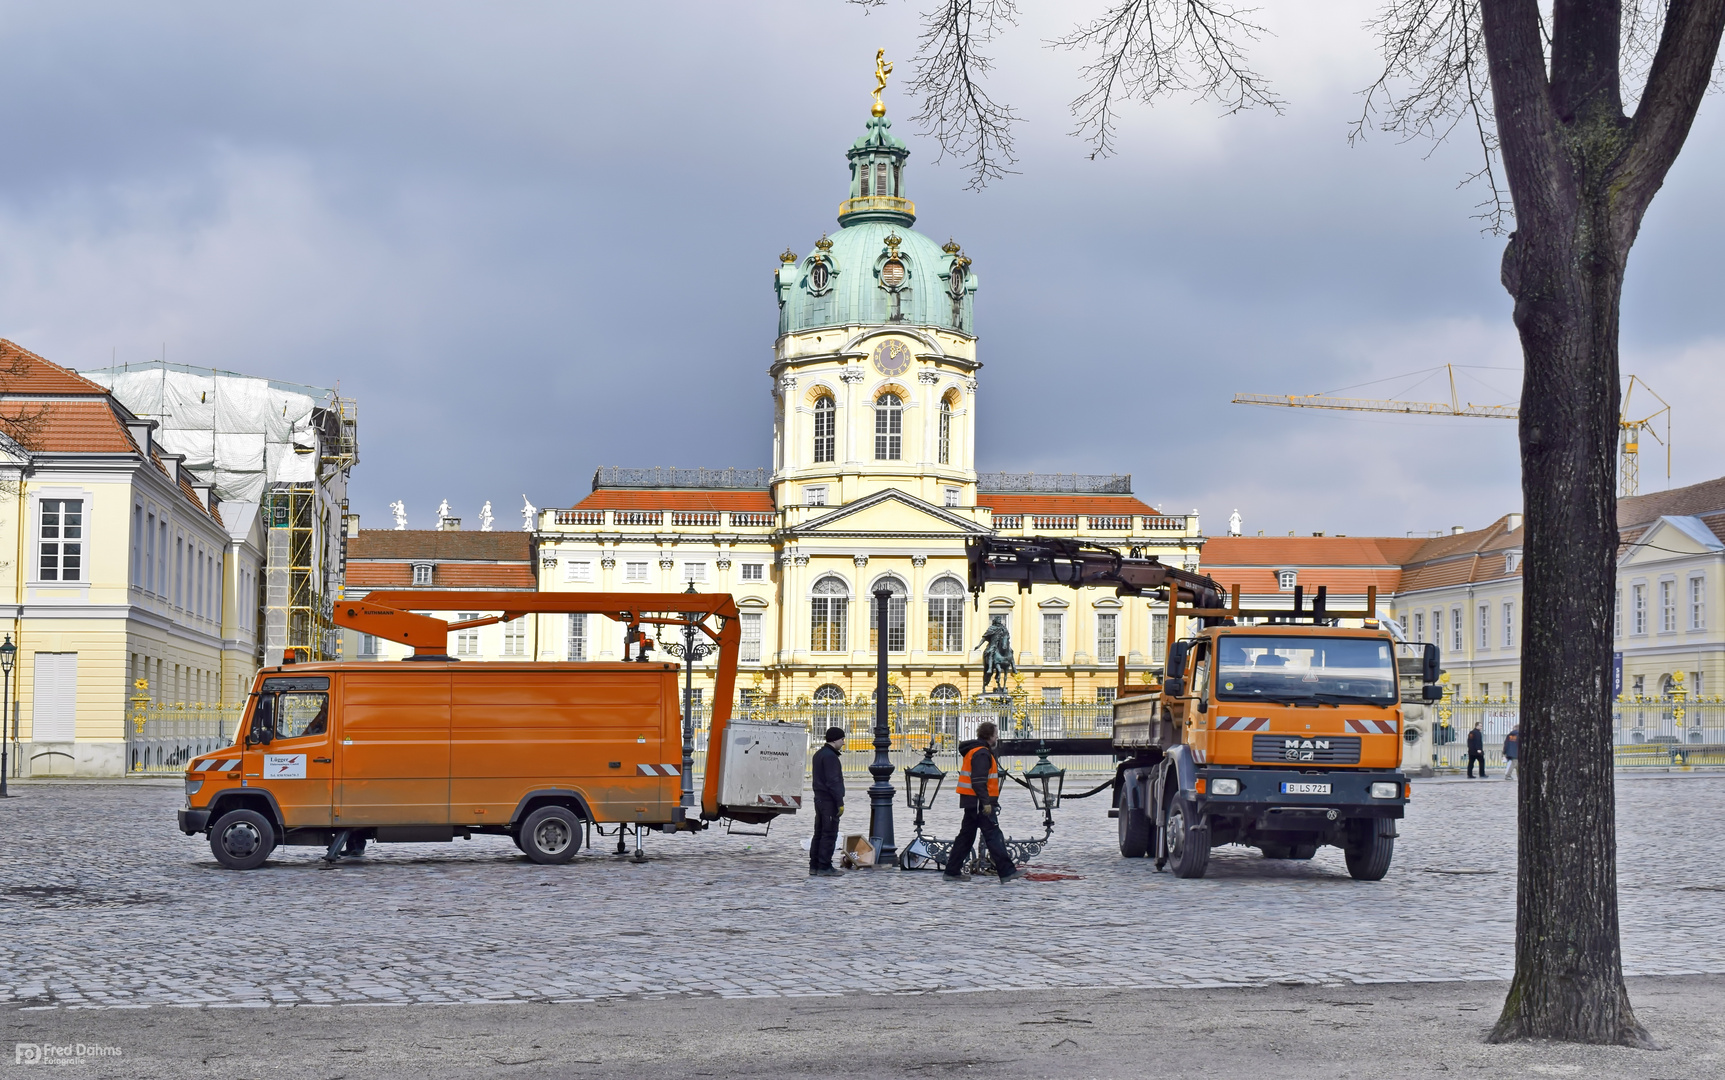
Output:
3,2,1720,538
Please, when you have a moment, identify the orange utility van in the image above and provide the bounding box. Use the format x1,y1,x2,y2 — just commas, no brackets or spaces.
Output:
178,591,806,869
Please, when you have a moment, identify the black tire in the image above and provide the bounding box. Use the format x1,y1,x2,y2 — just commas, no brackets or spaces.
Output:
1258,842,1291,859
209,809,275,871
1288,844,1318,861
1118,802,1151,858
1344,819,1395,881
1164,798,1211,879
519,806,581,865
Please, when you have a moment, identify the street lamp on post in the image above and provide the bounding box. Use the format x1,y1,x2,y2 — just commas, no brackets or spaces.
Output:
0,634,15,797
659,583,715,829
1023,743,1067,839
867,587,897,863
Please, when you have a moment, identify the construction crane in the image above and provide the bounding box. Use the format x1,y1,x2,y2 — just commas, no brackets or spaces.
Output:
1232,366,1670,497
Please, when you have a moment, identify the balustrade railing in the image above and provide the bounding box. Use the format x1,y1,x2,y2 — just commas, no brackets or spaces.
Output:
1089,515,1132,530
127,703,243,775
613,511,663,526
1142,515,1188,531
1031,515,1078,530
730,511,775,528
671,511,721,527
553,510,604,526
991,514,1023,529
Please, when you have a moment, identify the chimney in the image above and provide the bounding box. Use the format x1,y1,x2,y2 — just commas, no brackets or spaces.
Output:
1312,531,1325,537
1506,513,1524,532
346,514,360,538
439,516,461,532
1451,525,1466,535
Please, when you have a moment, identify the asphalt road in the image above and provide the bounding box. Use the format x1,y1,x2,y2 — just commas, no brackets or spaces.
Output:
5,977,1722,1079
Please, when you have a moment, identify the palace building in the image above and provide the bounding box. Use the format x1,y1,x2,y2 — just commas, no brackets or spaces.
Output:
534,95,1203,712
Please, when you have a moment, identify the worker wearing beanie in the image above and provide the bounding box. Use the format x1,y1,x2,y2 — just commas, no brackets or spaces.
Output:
943,721,1021,883
809,726,847,877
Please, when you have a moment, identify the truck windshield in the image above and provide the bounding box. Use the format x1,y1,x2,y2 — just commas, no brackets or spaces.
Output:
1215,636,1396,705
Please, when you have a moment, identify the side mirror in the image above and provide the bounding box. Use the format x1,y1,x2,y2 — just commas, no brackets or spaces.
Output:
1164,677,1187,699
1423,643,1442,683
246,694,275,745
1196,696,1208,713
1422,683,1444,702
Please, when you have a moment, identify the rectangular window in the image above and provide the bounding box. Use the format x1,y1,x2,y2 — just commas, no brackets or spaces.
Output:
944,487,959,508
876,161,887,196
145,512,156,592
869,591,906,653
625,561,649,583
1479,682,1491,700
927,591,963,652
413,563,432,585
568,613,587,661
1692,671,1705,696
1041,612,1063,663
1505,681,1515,700
1096,612,1118,663
157,521,167,596
1691,576,1706,630
804,485,828,507
1150,612,1167,659
1633,584,1646,634
813,401,835,463
874,402,901,459
741,563,764,581
175,536,184,606
132,505,143,585
683,686,704,717
39,499,85,581
1477,604,1489,649
196,550,204,617
683,562,708,583
502,616,526,657
360,633,380,658
811,594,847,651
1502,601,1514,648
1661,580,1676,633
31,652,78,741
938,405,951,465
565,560,593,583
1041,686,1063,704
1614,589,1622,637
1096,687,1117,703
1632,674,1645,697
1451,608,1462,652
740,611,762,663
1413,611,1424,643
454,613,480,657
859,163,870,197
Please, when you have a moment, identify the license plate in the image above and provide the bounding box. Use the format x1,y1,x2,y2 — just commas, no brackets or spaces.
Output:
1280,782,1331,795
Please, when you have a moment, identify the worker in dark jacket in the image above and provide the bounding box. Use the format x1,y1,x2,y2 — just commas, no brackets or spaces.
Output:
1502,725,1520,781
942,721,1021,884
1466,722,1487,778
809,726,846,877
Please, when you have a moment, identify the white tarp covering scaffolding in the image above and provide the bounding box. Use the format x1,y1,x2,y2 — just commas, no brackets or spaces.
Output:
80,363,334,505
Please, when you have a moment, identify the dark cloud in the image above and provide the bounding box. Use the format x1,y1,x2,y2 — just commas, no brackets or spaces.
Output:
2,1,1719,538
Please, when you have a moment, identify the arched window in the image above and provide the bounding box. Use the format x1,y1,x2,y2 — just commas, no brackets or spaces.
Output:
813,395,836,463
927,577,964,652
811,576,849,651
874,393,902,459
938,399,953,464
867,577,908,652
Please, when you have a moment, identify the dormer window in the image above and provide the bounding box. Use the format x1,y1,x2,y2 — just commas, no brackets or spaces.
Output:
1277,569,1296,591
1505,551,1522,573
412,562,433,585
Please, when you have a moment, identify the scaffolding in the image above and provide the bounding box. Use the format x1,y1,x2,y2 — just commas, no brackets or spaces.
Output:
81,361,359,665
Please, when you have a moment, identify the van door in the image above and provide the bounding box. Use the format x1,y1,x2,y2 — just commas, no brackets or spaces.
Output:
335,670,451,826
255,676,334,829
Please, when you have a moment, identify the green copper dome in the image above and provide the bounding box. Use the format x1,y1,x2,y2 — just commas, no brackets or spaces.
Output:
775,113,976,338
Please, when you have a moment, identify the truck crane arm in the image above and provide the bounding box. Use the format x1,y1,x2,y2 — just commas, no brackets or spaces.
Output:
966,537,1228,611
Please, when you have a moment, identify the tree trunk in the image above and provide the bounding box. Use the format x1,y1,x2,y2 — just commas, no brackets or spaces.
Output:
1489,211,1650,1047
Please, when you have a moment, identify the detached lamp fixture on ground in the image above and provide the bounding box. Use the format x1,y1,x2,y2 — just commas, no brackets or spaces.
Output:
897,741,946,870
0,634,12,796
1023,744,1067,839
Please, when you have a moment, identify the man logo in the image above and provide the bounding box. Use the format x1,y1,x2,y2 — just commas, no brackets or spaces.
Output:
1283,737,1330,762
15,1044,42,1065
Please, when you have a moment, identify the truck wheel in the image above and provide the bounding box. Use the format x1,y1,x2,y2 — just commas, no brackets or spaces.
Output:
1344,819,1395,881
209,809,275,871
1258,842,1290,859
1288,844,1318,860
520,806,581,865
1118,802,1151,858
1164,799,1210,879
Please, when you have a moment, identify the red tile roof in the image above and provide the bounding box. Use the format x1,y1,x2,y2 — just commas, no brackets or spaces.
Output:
1,399,137,453
979,494,1159,515
0,339,113,395
1201,536,1426,567
346,562,537,590
573,489,776,512
349,530,534,561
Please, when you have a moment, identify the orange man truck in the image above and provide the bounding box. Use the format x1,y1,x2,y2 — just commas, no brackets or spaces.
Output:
178,592,806,870
969,538,1440,880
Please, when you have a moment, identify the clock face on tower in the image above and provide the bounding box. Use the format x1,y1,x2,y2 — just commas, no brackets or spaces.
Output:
871,339,912,377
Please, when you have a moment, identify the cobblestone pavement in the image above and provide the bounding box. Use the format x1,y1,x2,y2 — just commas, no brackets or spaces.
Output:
0,773,1721,1010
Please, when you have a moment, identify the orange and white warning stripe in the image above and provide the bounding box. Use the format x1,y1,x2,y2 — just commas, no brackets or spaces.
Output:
1214,716,1270,731
1344,718,1398,734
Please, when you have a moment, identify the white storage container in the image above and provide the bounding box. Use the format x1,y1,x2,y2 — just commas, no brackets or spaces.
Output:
716,721,808,813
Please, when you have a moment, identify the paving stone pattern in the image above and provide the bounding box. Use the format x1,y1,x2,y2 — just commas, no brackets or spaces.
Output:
1,773,1721,1009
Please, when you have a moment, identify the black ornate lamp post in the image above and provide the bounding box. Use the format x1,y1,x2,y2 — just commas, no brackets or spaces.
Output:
867,586,897,863
1023,743,1067,839
897,741,947,870
0,634,13,796
658,583,715,829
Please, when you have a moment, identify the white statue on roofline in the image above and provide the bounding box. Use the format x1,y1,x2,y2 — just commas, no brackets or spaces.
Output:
521,494,537,531
479,501,494,531
389,500,407,530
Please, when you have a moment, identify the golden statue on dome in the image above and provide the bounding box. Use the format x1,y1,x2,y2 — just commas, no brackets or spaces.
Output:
872,49,893,117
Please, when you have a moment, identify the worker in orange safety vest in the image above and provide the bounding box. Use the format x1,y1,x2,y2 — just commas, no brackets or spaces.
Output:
942,720,1021,883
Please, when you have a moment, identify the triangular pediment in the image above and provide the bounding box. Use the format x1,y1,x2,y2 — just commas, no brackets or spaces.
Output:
790,488,990,538
1621,515,1724,567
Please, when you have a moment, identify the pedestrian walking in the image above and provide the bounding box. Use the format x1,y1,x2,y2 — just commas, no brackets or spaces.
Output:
943,721,1021,884
809,726,845,877
1466,722,1487,778
1502,724,1520,780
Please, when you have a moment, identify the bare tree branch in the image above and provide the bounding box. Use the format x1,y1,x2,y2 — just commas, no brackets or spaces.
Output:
1353,0,1516,233
906,0,1024,189
1052,1,1283,161
1614,0,1725,240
